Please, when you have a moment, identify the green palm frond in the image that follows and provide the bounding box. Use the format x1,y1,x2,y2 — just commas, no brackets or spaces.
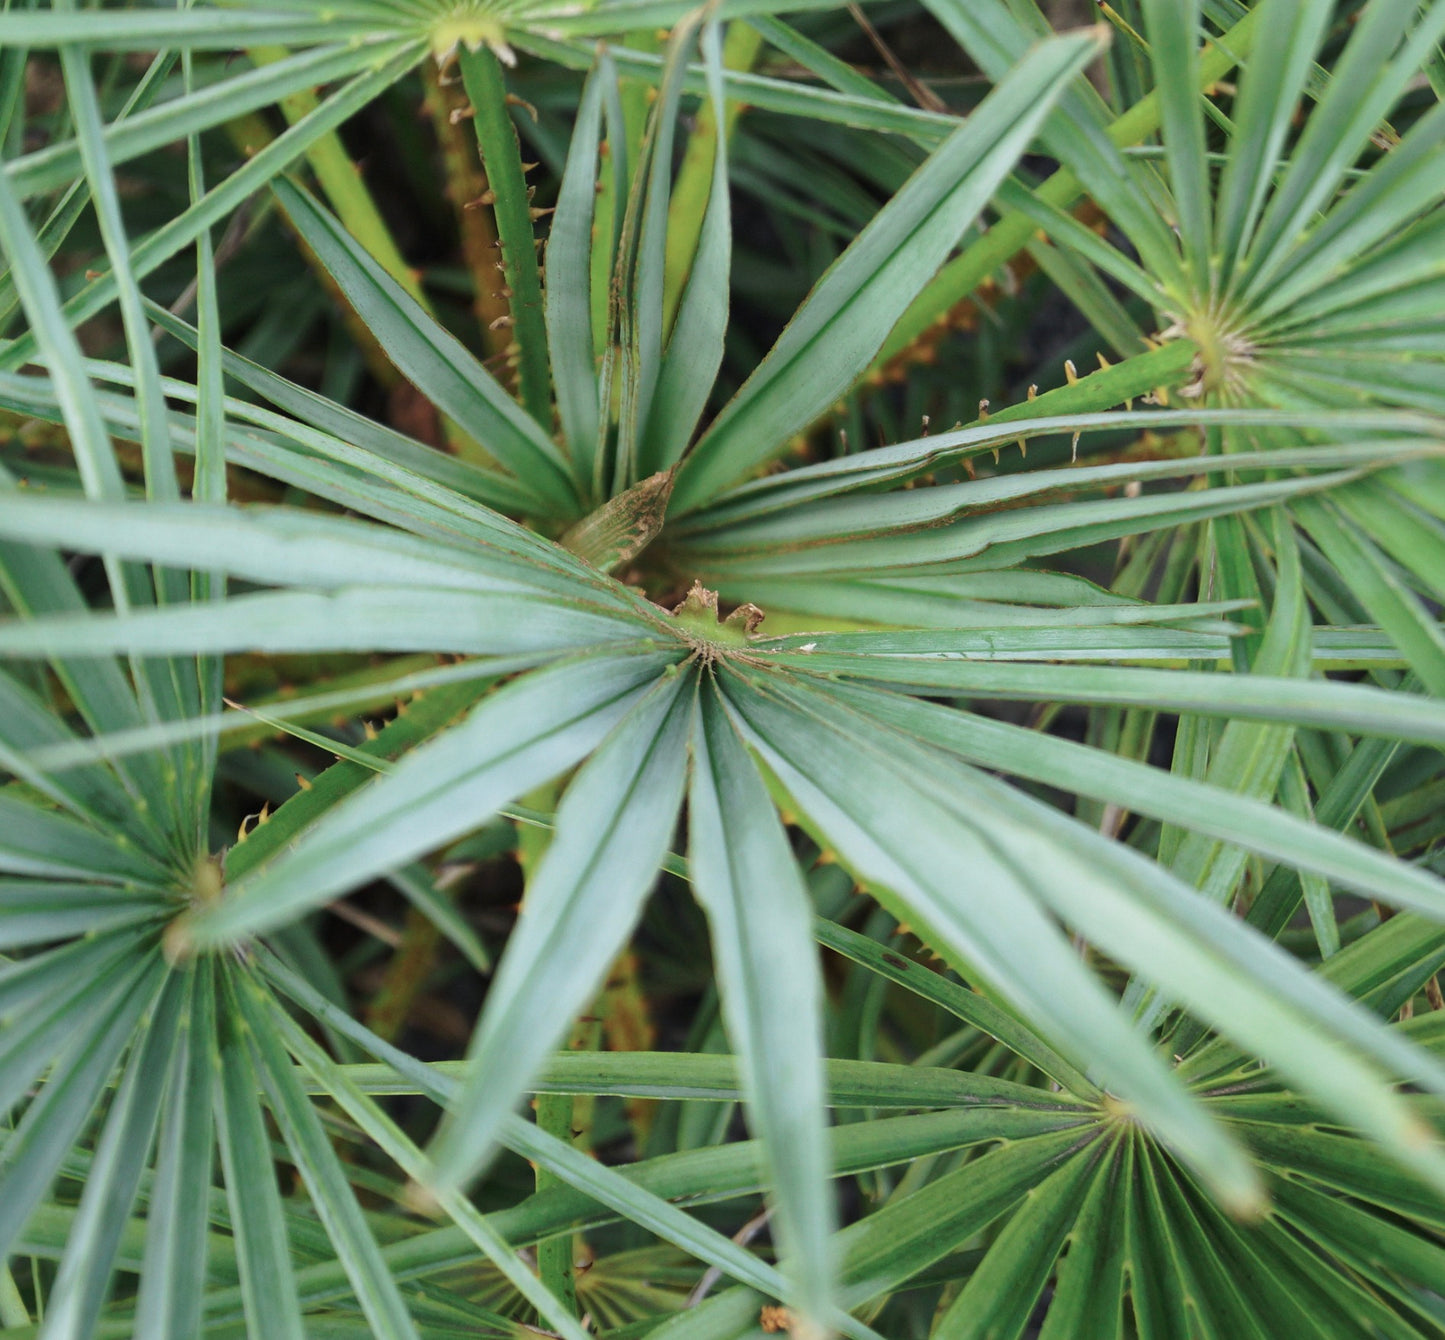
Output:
3,1,1445,1336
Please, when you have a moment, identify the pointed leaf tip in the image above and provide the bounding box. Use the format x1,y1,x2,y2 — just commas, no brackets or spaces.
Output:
560,468,675,572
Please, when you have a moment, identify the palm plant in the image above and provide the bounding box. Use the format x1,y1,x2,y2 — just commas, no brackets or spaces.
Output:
2,0,1445,1336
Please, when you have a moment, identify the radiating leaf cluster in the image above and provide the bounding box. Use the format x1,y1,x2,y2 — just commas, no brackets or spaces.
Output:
2,1,1445,1337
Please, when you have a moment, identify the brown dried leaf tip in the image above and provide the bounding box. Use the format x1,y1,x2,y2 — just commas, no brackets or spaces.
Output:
560,468,675,573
